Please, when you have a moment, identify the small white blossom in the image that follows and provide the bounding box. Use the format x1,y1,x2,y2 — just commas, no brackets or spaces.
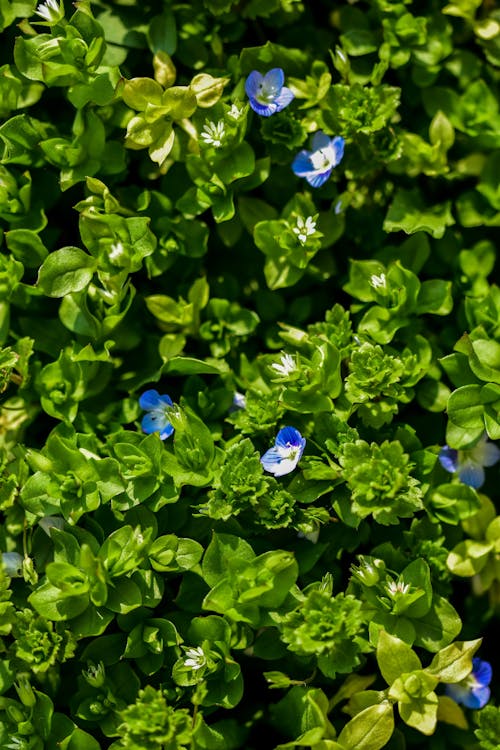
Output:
34,0,63,23
109,241,125,263
386,580,410,596
292,215,317,245
227,103,244,119
370,273,387,290
271,352,297,377
184,646,206,671
200,120,225,147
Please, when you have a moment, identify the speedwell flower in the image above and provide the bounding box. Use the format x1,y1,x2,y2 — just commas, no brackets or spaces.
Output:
445,658,492,709
439,433,500,489
139,389,175,440
261,426,306,477
245,68,294,117
292,131,345,188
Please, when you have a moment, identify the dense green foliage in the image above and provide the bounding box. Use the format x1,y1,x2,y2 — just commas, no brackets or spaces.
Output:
1,0,499,747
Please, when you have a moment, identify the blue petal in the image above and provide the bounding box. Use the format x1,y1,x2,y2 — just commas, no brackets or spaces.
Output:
445,684,470,706
139,390,173,411
292,150,314,177
272,86,294,112
438,446,458,473
261,447,299,477
305,169,332,188
262,68,285,96
473,658,492,687
159,422,175,440
245,70,264,99
311,131,332,151
458,461,484,489
478,441,500,467
331,136,345,166
275,426,305,451
141,412,167,433
464,685,490,709
139,389,162,410
248,98,279,117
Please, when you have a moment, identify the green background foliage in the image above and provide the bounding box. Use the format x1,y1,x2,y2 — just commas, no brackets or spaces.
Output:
1,0,499,748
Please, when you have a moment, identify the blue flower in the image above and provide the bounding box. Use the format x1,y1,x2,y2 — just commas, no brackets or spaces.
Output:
439,433,500,489
245,68,294,117
139,389,175,440
292,131,345,188
261,426,306,477
445,658,492,709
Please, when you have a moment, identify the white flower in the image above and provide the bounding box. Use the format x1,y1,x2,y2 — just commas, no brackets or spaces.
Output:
227,103,244,119
34,0,63,23
184,646,206,671
200,120,225,147
109,241,125,263
271,352,297,377
292,215,317,245
386,580,410,596
370,273,386,290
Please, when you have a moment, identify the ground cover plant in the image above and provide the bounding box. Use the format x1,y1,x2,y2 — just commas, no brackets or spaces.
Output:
1,0,500,747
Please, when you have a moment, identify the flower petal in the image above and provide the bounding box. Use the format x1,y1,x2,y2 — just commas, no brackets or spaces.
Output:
159,422,175,440
139,389,162,410
262,67,285,96
245,70,264,99
272,86,294,112
275,426,305,451
473,658,492,687
477,441,500,467
141,412,166,433
248,99,279,117
465,685,490,709
305,169,332,188
261,447,299,477
445,684,470,706
331,136,345,166
438,446,458,473
311,131,333,151
458,460,484,489
292,150,314,177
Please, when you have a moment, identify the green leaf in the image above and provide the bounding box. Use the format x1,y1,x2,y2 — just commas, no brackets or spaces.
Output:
427,638,482,682
384,189,455,238
376,631,421,685
337,701,395,750
37,247,96,298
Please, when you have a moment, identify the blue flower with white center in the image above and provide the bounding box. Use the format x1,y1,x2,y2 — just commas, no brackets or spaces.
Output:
445,658,492,709
439,433,500,489
139,389,175,440
245,68,294,117
292,131,345,188
261,426,306,477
